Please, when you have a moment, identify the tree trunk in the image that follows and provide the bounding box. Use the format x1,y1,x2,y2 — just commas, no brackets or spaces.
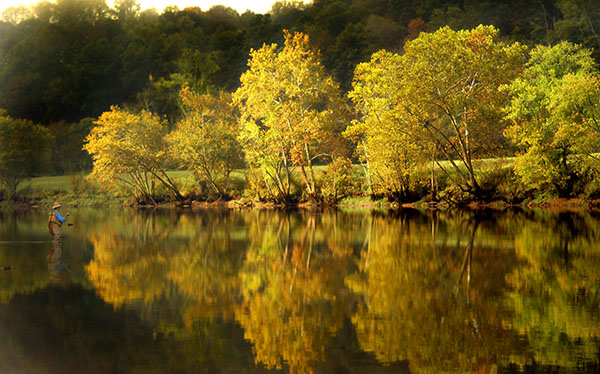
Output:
362,142,374,196
304,142,317,199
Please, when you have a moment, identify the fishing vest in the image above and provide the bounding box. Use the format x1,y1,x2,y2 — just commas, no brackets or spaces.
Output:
48,211,63,226
48,211,62,236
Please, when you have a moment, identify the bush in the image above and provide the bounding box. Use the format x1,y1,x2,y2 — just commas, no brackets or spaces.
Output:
584,180,600,200
321,157,354,202
0,113,53,199
476,165,528,203
571,162,600,199
228,170,246,199
405,167,435,202
176,175,201,199
243,168,267,202
438,182,474,205
70,173,98,195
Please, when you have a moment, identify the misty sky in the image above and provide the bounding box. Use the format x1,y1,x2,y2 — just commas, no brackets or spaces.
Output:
0,0,302,16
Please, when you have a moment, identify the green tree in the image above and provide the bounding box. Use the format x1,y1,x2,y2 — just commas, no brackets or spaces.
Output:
48,118,94,174
83,106,183,204
0,111,52,199
166,87,242,198
234,31,348,201
113,0,140,22
53,0,109,25
350,26,526,197
401,25,524,195
503,41,598,193
0,6,33,24
553,0,600,55
270,0,306,30
551,73,600,161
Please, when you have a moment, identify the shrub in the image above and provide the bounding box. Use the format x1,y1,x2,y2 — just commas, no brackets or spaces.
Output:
176,175,200,200
476,165,528,203
321,157,354,202
70,173,98,195
438,182,474,205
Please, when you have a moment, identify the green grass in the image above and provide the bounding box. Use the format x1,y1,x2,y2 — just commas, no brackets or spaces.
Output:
15,157,519,208
18,169,250,207
21,169,243,193
167,169,247,181
19,158,510,194
337,196,387,206
19,175,73,194
16,173,122,207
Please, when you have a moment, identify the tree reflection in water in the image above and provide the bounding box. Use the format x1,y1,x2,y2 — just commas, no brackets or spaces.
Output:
235,211,356,373
506,211,600,370
347,211,529,373
2,208,599,372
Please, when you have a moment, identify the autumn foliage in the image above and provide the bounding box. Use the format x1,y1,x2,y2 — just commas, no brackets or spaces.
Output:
234,31,349,202
60,26,600,204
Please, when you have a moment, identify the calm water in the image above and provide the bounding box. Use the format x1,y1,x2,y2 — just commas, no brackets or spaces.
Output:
0,207,599,373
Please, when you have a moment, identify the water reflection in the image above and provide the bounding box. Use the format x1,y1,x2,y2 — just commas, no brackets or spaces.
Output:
348,212,527,373
507,212,600,370
235,213,355,373
47,237,71,287
1,208,600,372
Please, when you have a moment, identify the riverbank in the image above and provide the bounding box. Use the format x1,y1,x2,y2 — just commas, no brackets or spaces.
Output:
8,171,600,212
8,192,600,214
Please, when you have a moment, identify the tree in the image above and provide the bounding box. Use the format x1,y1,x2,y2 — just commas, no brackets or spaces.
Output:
136,49,220,124
113,0,140,22
553,0,600,56
48,118,94,174
83,106,183,204
352,26,526,197
270,0,306,30
503,41,598,193
166,87,243,198
347,50,430,199
551,72,600,161
0,111,52,199
234,30,349,201
0,6,33,24
406,25,524,195
53,0,110,25
321,156,354,202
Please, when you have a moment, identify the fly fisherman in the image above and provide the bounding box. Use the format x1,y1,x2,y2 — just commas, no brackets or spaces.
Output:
48,202,70,250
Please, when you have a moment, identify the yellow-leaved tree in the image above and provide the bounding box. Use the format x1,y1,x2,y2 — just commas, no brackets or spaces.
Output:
349,26,526,198
84,106,183,204
166,87,243,199
346,50,430,199
234,31,349,202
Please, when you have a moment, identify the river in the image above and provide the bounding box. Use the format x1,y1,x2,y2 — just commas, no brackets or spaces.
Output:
0,207,598,373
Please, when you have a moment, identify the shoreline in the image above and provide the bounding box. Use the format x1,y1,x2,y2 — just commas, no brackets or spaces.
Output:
9,196,600,213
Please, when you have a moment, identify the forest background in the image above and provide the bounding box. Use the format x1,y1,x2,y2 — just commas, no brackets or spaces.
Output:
1,0,600,207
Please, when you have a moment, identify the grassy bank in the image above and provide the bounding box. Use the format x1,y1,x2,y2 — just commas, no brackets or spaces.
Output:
16,174,125,207
9,156,597,211
15,170,248,208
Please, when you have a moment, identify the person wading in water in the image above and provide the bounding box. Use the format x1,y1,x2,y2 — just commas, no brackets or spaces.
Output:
47,202,70,264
